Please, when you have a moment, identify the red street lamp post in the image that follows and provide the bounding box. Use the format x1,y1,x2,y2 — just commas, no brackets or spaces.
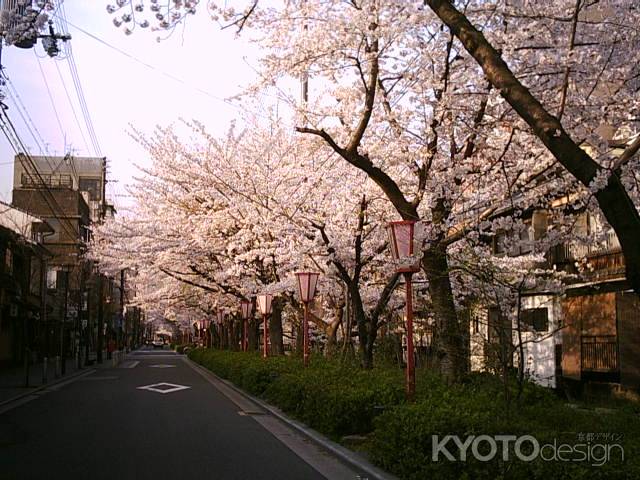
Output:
295,272,320,367
387,220,420,401
240,299,251,352
256,294,273,358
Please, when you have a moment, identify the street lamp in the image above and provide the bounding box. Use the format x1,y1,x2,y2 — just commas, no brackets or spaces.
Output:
240,299,251,352
295,272,320,367
387,220,420,401
256,294,273,358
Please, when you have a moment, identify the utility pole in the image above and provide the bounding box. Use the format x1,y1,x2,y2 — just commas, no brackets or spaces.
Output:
84,285,90,366
43,269,51,384
76,265,84,368
59,268,69,375
97,275,104,364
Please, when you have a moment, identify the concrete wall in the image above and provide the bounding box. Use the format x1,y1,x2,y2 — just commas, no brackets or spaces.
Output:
469,307,488,372
520,295,560,388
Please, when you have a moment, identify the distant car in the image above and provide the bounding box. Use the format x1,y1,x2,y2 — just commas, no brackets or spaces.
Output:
152,339,164,349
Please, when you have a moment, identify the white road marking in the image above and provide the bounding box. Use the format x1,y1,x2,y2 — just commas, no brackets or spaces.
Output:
149,364,176,368
136,382,191,394
119,361,140,369
79,376,119,381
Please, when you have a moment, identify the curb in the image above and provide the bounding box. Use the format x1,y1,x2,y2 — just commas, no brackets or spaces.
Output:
186,358,398,480
0,367,96,408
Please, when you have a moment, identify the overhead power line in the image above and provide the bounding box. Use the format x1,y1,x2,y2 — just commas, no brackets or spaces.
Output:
0,110,83,242
53,60,91,154
58,16,236,108
34,50,66,141
57,3,102,157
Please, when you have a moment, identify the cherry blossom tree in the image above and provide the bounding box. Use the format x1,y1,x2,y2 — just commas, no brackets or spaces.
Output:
99,1,640,380
0,0,54,47
91,114,407,366
423,0,640,293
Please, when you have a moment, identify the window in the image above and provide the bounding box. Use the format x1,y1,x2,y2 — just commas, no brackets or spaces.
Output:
492,221,533,256
46,267,58,290
472,314,480,334
52,174,72,187
521,308,549,332
493,232,507,255
79,177,102,201
518,221,533,254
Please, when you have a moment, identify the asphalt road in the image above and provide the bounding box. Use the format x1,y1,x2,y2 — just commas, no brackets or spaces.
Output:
0,348,363,480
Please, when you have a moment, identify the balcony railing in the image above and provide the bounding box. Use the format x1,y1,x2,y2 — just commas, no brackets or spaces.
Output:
21,173,73,189
581,335,618,372
554,231,621,263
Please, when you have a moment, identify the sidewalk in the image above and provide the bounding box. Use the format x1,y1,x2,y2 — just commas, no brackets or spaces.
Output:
0,351,118,404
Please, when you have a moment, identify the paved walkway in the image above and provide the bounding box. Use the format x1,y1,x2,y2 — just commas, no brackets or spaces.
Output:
0,351,117,404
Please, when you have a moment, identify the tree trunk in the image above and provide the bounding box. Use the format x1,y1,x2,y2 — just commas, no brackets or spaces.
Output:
426,0,640,294
422,245,466,381
269,299,285,355
248,319,259,351
212,326,220,349
227,321,238,351
349,284,374,368
325,305,343,357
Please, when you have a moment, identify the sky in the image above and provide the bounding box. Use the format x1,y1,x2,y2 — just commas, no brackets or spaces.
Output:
0,1,263,209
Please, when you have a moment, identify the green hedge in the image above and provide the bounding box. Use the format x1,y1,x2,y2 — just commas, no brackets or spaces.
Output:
175,344,195,354
189,349,640,479
188,348,403,438
371,373,640,480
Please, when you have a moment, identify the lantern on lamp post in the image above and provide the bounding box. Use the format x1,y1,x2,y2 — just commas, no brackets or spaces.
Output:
295,272,320,367
387,220,419,401
256,294,273,358
240,299,251,352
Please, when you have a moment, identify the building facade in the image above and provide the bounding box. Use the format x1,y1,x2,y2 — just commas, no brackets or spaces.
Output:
471,207,640,394
0,202,53,366
9,153,140,365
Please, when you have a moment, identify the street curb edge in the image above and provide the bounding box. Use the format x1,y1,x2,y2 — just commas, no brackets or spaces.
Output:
0,368,96,408
185,357,399,480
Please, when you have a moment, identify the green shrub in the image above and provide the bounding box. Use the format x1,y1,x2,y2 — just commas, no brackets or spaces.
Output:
188,349,640,479
263,362,404,438
370,381,640,480
188,349,404,438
